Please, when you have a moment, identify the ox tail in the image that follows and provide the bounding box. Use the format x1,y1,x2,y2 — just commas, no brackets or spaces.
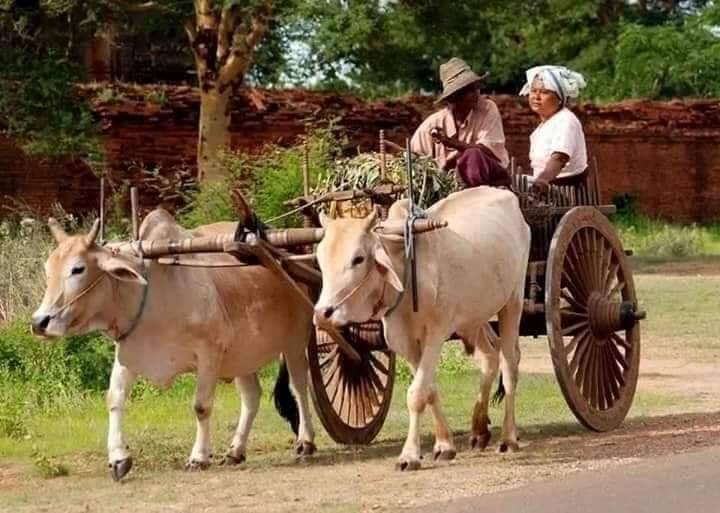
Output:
273,357,300,436
491,373,506,406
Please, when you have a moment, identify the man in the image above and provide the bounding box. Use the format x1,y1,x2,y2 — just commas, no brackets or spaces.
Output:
411,58,510,188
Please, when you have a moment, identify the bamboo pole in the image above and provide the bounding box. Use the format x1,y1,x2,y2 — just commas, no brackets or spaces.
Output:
303,142,310,197
379,129,386,181
99,177,105,245
130,187,139,241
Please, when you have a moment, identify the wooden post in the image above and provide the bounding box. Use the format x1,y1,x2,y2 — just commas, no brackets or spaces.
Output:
130,186,139,241
379,130,386,181
303,142,310,198
593,156,602,204
99,177,105,245
302,142,314,231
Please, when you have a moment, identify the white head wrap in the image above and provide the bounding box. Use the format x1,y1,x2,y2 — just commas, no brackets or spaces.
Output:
519,65,587,105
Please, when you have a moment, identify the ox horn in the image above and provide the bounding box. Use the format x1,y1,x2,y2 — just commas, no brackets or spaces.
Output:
85,219,101,246
362,206,379,232
47,218,68,243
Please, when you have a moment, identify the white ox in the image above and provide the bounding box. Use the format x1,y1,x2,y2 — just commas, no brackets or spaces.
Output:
31,209,316,480
315,187,530,470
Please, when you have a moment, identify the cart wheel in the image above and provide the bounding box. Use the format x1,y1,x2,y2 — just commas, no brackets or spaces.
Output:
308,323,395,444
546,207,643,432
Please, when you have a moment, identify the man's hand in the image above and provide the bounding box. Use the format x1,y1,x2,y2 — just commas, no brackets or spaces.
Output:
431,127,463,150
531,177,550,195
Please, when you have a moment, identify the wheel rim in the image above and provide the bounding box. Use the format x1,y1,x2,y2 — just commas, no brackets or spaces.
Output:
546,207,641,432
308,322,395,444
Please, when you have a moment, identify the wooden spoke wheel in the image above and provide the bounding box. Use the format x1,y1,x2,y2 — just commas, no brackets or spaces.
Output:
546,207,643,432
308,322,395,444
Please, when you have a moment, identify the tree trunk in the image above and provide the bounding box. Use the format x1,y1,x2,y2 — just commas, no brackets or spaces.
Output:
198,87,232,182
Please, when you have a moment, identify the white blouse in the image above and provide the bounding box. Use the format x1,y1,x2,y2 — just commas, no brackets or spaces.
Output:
529,108,587,178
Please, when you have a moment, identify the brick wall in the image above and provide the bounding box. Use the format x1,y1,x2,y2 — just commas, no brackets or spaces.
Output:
2,85,719,222
0,136,99,217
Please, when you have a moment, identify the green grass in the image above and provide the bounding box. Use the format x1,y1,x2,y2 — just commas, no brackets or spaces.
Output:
0,351,687,480
634,273,720,357
614,216,720,258
0,274,711,481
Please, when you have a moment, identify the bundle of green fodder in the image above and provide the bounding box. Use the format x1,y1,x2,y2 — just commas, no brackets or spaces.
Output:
313,152,459,217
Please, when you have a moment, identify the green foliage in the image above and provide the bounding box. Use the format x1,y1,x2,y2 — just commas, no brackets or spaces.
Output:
315,151,458,209
177,176,238,229
250,130,341,227
143,88,169,105
602,21,720,100
0,49,101,161
287,0,720,101
32,446,69,478
180,128,342,228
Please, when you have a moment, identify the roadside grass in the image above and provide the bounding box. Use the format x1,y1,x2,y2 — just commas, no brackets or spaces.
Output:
613,215,720,258
0,349,688,482
634,273,720,358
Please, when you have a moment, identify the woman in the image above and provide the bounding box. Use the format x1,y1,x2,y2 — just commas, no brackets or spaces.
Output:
519,65,587,193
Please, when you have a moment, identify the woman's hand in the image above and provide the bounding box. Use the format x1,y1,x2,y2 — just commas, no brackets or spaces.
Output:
531,177,550,194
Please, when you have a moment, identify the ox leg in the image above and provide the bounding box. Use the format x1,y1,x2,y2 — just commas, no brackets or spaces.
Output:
468,324,499,450
428,383,456,462
285,347,316,457
187,362,218,470
497,293,523,453
107,356,136,481
398,341,442,471
222,374,261,465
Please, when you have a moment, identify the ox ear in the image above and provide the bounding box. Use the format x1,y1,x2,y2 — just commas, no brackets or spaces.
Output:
98,254,147,285
374,243,404,293
319,211,331,229
48,218,68,243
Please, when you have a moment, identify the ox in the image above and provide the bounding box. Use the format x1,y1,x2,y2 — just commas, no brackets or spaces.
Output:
31,209,316,480
315,187,530,470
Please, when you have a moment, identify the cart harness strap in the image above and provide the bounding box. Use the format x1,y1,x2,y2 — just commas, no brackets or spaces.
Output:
110,245,150,342
234,213,269,243
116,269,149,342
327,209,426,319
385,208,426,316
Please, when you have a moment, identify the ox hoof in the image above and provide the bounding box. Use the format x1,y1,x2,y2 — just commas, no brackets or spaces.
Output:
220,453,246,466
470,431,492,450
185,459,211,471
433,448,456,462
497,441,519,454
109,457,133,482
396,458,421,472
295,441,317,458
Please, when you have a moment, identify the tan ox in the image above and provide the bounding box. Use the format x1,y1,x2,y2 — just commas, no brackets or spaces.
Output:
315,187,530,470
31,209,316,480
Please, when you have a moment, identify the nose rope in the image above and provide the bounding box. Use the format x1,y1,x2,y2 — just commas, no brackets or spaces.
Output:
44,263,149,341
54,273,108,315
330,266,375,311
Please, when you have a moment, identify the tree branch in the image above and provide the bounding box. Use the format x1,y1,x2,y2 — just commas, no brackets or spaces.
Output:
218,0,271,88
217,3,240,67
184,18,206,78
104,0,168,13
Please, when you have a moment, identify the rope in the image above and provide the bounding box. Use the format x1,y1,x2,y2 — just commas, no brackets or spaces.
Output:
265,196,328,225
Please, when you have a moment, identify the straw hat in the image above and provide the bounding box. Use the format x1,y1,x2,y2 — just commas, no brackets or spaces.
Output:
437,58,488,103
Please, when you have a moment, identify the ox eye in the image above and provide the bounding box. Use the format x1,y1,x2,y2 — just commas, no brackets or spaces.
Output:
71,265,85,276
351,255,365,267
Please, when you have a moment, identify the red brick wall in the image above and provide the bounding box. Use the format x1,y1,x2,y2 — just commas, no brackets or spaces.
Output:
0,136,99,217
2,86,719,222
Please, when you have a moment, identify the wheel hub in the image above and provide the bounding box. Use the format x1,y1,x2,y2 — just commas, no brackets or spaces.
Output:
587,292,645,338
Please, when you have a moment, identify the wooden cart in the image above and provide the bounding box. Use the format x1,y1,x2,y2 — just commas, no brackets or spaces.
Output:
127,157,644,445
282,162,644,442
